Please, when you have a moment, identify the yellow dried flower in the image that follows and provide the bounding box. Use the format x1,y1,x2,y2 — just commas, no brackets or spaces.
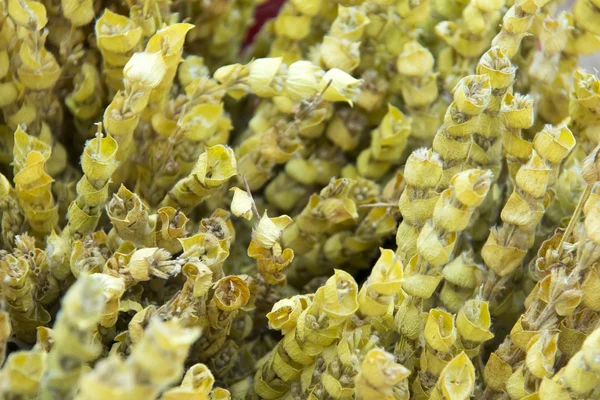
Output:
355,348,410,400
431,352,475,400
457,299,494,342
95,10,143,54
267,295,311,334
424,308,457,352
321,68,362,105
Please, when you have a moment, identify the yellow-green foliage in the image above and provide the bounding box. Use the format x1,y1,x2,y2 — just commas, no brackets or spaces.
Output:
1,0,600,399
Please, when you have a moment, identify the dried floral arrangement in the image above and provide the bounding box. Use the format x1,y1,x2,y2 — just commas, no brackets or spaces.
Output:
1,0,600,398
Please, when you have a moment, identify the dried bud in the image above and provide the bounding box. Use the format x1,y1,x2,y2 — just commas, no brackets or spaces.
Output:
397,41,435,76
330,5,370,42
247,57,284,97
230,188,254,220
442,251,479,289
60,0,92,27
251,212,292,249
584,197,600,245
290,0,322,16
178,56,209,87
194,145,237,187
417,221,457,266
123,51,167,89
146,23,194,62
285,61,321,101
156,207,189,254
